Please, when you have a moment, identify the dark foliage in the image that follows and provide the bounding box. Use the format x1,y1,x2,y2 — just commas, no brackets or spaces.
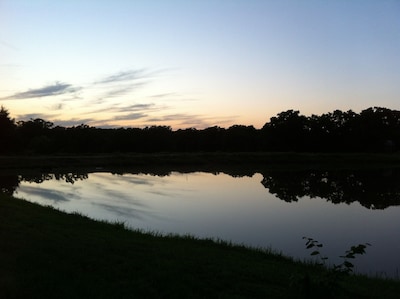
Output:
1,106,400,154
260,168,400,209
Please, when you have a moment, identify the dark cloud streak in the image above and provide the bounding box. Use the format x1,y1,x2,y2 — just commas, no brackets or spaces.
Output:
53,118,96,127
16,112,59,121
150,92,178,98
114,113,148,121
2,82,79,100
87,103,157,115
146,113,237,129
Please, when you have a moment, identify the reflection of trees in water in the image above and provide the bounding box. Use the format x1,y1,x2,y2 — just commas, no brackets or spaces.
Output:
21,173,89,184
0,172,89,195
261,169,400,209
2,168,400,209
54,173,88,184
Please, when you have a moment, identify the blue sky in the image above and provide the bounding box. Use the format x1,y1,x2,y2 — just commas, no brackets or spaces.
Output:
1,0,399,129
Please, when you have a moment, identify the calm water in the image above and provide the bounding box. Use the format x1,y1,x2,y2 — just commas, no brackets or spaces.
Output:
5,168,400,278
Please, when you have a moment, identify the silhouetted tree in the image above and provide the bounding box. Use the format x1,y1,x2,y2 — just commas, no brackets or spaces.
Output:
16,118,55,153
355,107,400,152
198,126,226,151
0,106,16,153
308,110,358,152
174,128,199,151
262,110,309,151
141,126,173,152
225,125,259,151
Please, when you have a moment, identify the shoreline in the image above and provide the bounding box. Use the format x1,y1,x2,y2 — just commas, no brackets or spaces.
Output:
2,152,400,172
1,194,399,298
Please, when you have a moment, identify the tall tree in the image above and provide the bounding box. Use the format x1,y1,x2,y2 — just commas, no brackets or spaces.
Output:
0,106,16,153
262,110,309,151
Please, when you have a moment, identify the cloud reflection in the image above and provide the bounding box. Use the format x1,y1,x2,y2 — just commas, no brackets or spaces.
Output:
93,202,150,221
18,185,74,203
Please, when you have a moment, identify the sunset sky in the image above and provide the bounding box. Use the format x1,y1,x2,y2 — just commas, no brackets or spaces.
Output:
1,0,399,129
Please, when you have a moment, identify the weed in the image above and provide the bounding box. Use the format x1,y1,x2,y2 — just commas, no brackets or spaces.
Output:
291,237,371,297
112,220,127,230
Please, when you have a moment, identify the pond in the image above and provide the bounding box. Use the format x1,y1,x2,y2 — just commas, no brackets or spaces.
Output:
2,167,400,278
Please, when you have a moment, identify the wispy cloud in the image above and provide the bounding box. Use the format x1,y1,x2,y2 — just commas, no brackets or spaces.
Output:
114,113,148,121
16,113,96,127
49,103,64,110
16,112,59,121
150,92,178,98
0,40,18,51
2,82,79,100
5,68,231,129
147,92,198,103
123,103,156,111
94,69,148,85
0,63,22,68
146,113,196,122
101,82,149,98
87,103,157,115
52,118,96,127
146,113,236,128
16,110,237,129
92,69,154,100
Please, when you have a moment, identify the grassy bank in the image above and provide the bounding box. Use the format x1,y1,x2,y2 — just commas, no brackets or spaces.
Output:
1,152,400,172
0,194,399,298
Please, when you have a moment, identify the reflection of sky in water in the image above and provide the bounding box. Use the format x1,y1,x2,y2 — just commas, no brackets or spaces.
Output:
16,172,400,278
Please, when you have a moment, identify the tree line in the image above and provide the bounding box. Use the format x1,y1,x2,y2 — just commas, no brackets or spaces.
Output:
0,106,399,154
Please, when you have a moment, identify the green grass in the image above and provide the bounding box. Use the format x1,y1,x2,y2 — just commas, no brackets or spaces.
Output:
1,194,399,298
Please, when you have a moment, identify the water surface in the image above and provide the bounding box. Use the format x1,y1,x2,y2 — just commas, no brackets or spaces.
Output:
7,168,400,278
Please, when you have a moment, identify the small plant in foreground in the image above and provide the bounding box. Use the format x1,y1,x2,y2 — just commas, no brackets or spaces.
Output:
303,237,371,275
291,237,371,297
112,220,127,230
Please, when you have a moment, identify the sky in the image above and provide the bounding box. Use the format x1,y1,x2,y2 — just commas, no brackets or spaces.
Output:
1,0,399,129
